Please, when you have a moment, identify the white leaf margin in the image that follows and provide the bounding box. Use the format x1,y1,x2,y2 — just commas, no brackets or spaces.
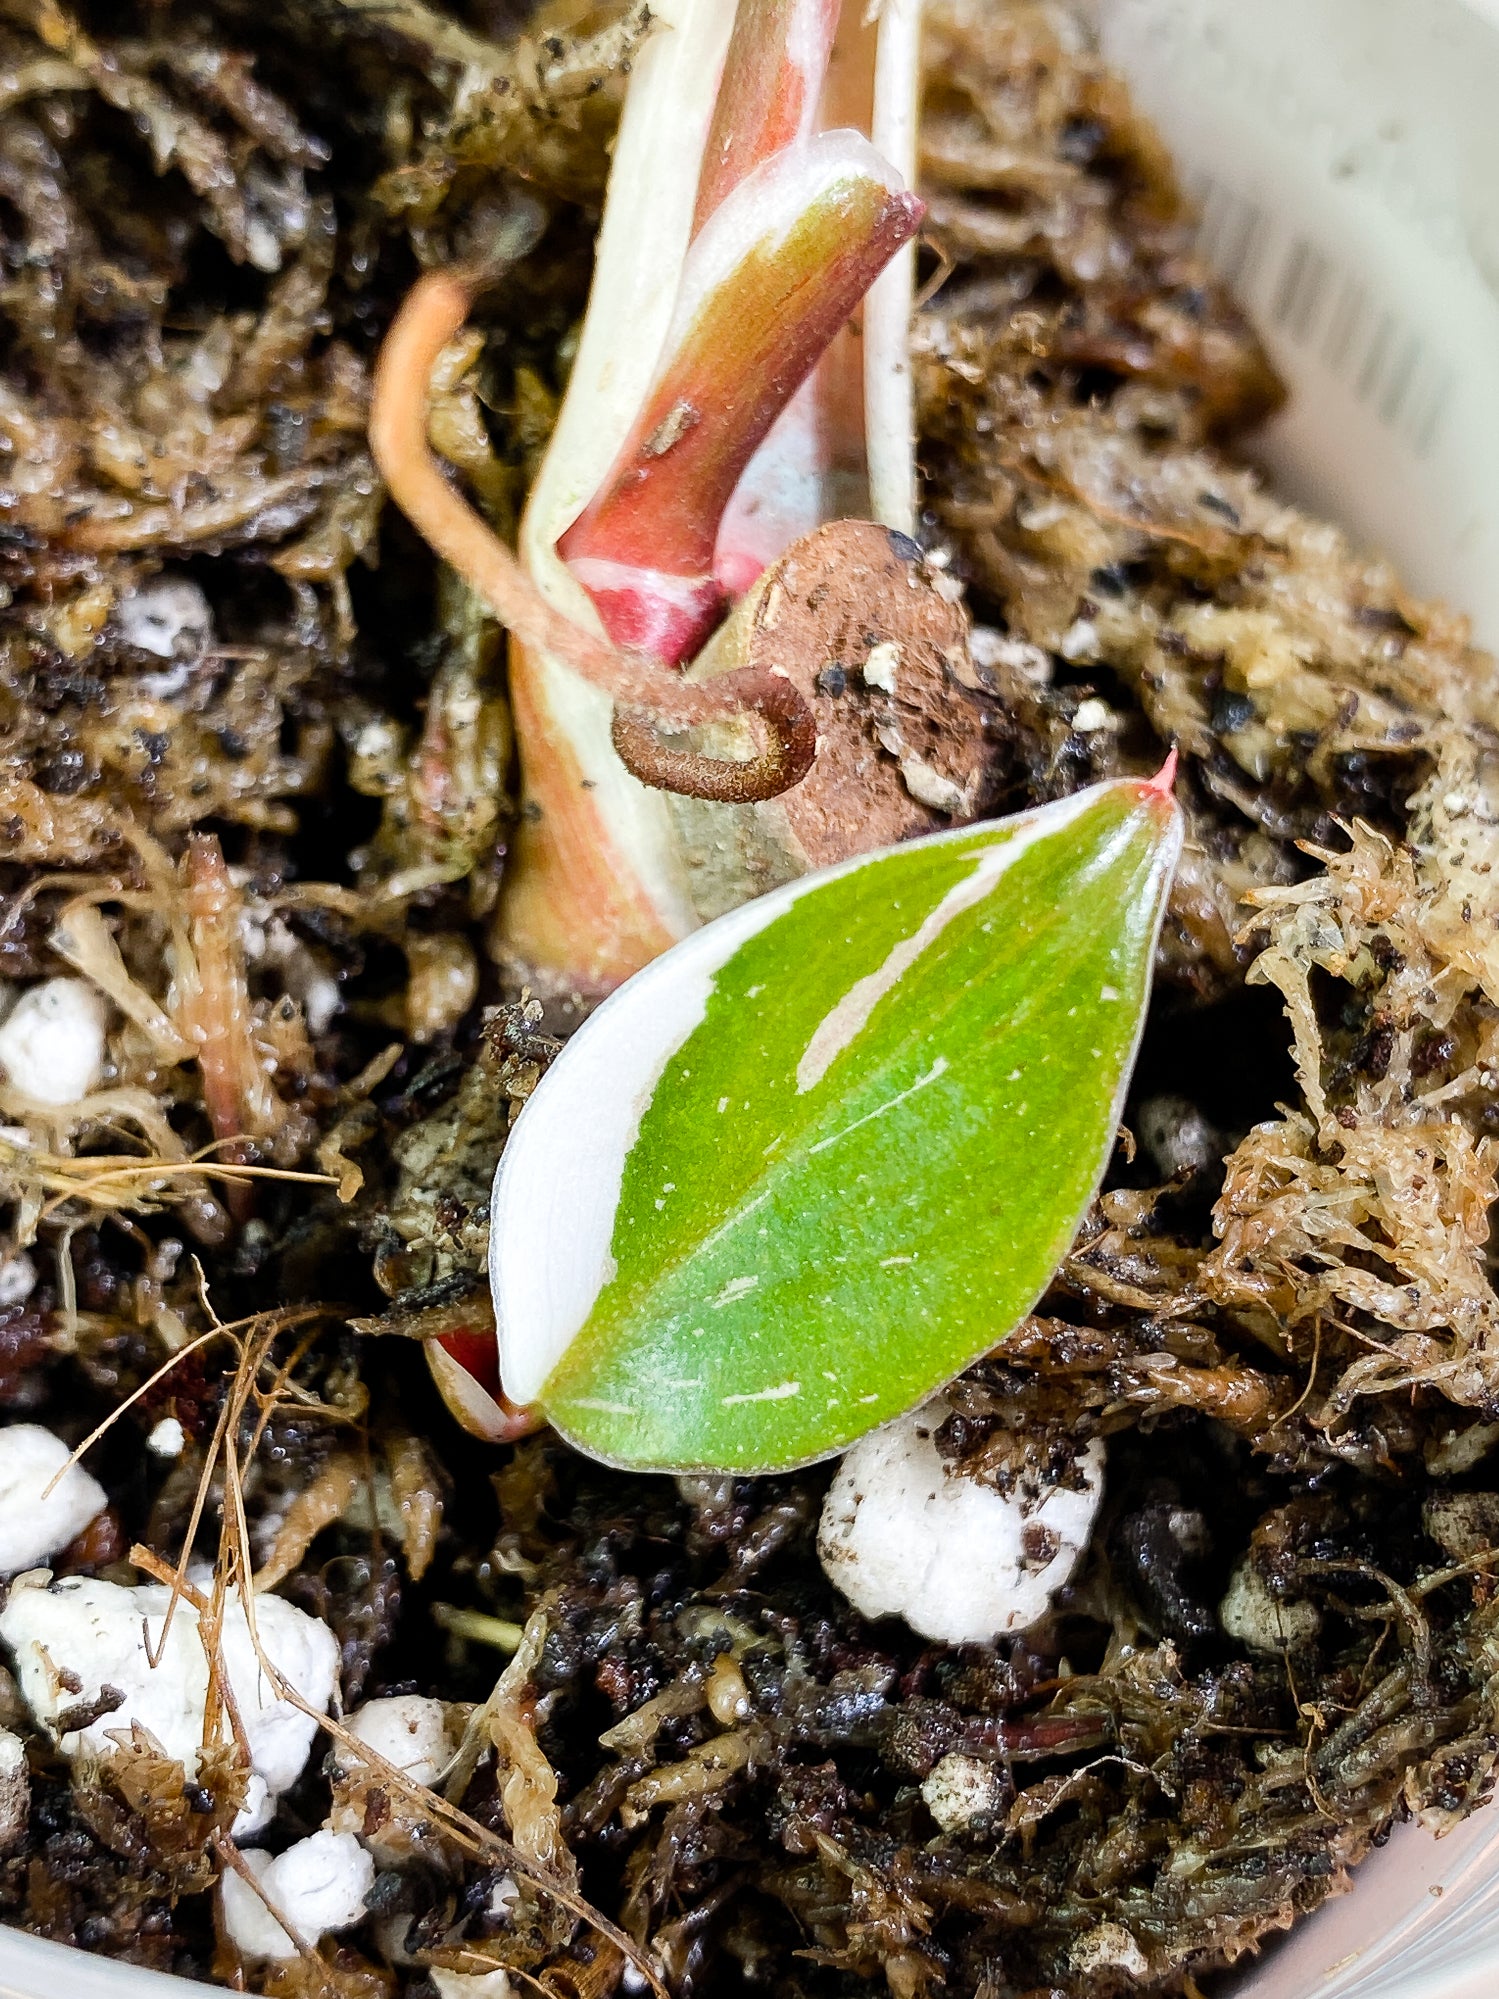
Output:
490,782,1123,1406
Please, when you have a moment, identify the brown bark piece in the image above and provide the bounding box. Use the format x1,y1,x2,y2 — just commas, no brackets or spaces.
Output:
741,519,987,864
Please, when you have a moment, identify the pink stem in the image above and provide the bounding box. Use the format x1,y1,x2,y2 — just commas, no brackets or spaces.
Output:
369,269,819,806
693,0,843,231
558,135,923,665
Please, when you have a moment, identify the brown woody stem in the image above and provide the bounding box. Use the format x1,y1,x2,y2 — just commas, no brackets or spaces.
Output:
369,269,817,802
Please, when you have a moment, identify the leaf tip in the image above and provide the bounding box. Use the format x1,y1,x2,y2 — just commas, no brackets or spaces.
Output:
894,189,927,235
1140,745,1179,807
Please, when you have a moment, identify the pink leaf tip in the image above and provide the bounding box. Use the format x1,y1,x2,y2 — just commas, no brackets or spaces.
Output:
1141,747,1179,802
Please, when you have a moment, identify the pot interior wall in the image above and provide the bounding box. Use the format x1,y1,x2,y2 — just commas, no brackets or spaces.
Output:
4,4,1499,1997
1093,6,1499,1992
1099,0,1499,650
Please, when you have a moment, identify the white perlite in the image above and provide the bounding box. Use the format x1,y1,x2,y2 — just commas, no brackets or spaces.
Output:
115,576,214,661
899,756,968,816
240,910,341,1036
336,1695,451,1787
861,640,901,693
1069,1921,1150,1979
0,1574,338,1837
0,1727,28,1852
330,1694,460,1860
0,1425,107,1575
968,627,1051,684
1219,1559,1322,1654
221,1829,374,1960
0,978,109,1105
817,1398,1105,1643
146,1416,187,1458
0,1251,36,1309
1137,1093,1222,1179
1059,618,1100,662
920,1751,1004,1835
432,1970,513,1999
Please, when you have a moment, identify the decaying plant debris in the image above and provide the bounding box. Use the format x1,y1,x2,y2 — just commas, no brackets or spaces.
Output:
3,0,1499,1995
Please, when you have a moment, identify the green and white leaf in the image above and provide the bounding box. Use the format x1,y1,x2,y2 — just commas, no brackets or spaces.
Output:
490,776,1182,1472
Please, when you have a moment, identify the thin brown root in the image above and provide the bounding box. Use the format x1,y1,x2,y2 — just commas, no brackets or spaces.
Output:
147,1291,672,1999
41,1324,227,1499
369,268,818,801
611,665,818,802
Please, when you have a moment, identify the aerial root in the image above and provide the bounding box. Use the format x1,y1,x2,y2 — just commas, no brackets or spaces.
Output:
370,267,816,803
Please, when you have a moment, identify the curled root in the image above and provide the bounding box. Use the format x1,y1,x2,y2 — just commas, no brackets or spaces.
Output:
611,667,817,803
370,269,817,801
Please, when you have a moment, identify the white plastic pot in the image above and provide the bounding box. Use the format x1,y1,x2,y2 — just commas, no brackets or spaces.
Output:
4,1,1499,1995
1098,0,1499,651
1100,2,1499,1993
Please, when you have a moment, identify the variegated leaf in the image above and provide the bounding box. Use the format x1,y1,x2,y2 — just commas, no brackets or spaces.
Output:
490,773,1182,1472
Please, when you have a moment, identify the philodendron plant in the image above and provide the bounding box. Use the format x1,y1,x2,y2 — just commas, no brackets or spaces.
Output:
368,0,1185,1465
375,0,932,998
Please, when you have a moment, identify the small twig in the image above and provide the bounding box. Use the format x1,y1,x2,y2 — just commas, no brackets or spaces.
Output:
147,1387,233,1668
251,1655,670,1998
36,1156,339,1225
214,1833,342,1996
99,1279,669,1998
129,1544,211,1610
191,1255,223,1329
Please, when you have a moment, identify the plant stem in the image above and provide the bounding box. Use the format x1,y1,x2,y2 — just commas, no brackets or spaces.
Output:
559,134,922,664
369,271,821,809
693,0,842,230
490,0,929,998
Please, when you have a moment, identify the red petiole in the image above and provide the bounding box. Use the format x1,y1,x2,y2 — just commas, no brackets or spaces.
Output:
557,0,923,665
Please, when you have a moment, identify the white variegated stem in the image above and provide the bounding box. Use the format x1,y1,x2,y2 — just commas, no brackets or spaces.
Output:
714,376,830,594
714,0,926,577
700,0,844,580
865,0,923,534
498,0,927,998
559,130,921,661
694,0,842,229
497,1,736,995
